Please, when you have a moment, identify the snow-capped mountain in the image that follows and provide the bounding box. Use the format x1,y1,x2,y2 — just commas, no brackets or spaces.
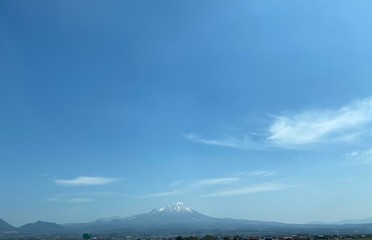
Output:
152,202,193,215
63,202,220,233
125,202,215,225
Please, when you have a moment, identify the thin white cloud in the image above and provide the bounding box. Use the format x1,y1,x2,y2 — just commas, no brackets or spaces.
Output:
185,97,372,149
169,180,184,188
146,177,240,197
202,183,295,197
236,170,275,177
191,177,240,188
67,198,95,203
248,170,275,177
344,148,372,164
146,177,239,197
55,176,118,186
267,98,372,146
184,133,261,150
77,191,114,196
145,172,293,198
145,189,187,197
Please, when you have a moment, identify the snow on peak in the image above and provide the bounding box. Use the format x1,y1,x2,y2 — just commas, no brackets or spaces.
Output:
159,202,193,214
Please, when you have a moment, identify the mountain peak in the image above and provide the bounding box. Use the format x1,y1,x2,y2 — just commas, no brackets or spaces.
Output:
156,202,193,214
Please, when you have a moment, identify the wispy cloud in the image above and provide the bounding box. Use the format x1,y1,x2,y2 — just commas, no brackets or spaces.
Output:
55,176,118,186
247,170,275,177
236,170,276,177
191,177,240,188
169,181,184,188
184,133,261,150
185,97,372,149
145,189,187,197
67,198,95,203
145,177,238,197
145,171,291,198
267,98,372,146
202,182,295,197
344,148,372,164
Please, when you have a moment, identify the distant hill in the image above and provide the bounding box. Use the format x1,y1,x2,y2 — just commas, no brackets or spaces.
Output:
18,221,71,235
2,203,372,237
308,218,372,225
331,218,372,225
0,218,16,233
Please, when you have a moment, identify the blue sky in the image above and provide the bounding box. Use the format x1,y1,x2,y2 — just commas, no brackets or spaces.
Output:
1,1,372,227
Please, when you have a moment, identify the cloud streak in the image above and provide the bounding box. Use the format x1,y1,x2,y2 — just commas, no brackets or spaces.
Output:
202,183,295,197
145,189,187,197
145,171,289,198
55,176,118,186
267,98,372,146
191,177,240,188
185,97,372,149
145,177,239,197
247,170,275,177
344,148,372,164
67,198,96,203
184,133,261,150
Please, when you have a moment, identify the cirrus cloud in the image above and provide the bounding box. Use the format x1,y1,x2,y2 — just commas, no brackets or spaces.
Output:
185,97,372,149
144,170,287,198
202,182,295,197
267,98,372,146
344,148,372,164
55,176,119,186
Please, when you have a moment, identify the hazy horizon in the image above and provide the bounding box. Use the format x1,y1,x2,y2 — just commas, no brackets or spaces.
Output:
3,201,372,228
1,1,372,227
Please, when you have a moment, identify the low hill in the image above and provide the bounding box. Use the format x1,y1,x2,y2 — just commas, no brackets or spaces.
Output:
0,218,16,233
18,221,71,235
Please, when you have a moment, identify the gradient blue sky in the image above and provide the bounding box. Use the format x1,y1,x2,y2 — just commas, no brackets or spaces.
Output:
1,1,372,227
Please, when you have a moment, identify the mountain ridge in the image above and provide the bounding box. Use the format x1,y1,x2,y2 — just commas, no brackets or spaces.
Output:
307,217,372,225
2,202,372,237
